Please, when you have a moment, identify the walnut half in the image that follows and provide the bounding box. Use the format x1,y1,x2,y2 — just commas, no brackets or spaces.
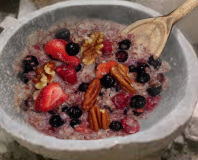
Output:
80,31,104,65
34,61,56,90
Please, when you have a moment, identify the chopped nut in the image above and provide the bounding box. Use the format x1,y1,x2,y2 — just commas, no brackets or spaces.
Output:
34,61,56,89
82,78,101,111
81,31,104,65
110,64,136,93
88,105,110,132
35,74,47,90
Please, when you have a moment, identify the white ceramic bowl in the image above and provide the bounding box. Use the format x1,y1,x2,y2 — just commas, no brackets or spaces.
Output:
0,1,197,160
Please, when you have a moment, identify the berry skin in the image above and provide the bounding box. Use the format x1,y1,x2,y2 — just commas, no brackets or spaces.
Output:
128,65,136,72
34,82,68,112
147,86,162,97
56,65,77,85
49,114,65,128
44,39,80,67
116,51,128,62
78,82,89,92
66,42,80,56
55,28,70,41
136,73,150,84
102,40,112,54
109,121,123,131
17,72,29,83
119,39,131,50
67,106,82,119
148,56,162,69
112,93,130,109
22,56,38,73
122,117,140,134
130,95,146,109
96,61,117,79
75,64,82,72
70,119,82,128
100,74,115,88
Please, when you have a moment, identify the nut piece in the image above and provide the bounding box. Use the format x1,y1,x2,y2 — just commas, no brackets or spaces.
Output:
88,105,110,132
81,31,104,65
110,64,136,93
34,61,56,89
82,79,101,111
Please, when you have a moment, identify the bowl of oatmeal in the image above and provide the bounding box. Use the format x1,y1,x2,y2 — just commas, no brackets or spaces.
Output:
0,1,197,160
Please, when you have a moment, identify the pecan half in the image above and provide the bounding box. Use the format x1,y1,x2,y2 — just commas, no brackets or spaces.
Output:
88,105,110,132
110,64,136,93
82,78,101,111
80,31,104,65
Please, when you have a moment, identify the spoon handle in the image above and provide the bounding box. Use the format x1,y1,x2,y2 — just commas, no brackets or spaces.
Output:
167,0,198,24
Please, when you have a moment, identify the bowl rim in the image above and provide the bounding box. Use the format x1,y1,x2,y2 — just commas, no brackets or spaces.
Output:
0,0,198,151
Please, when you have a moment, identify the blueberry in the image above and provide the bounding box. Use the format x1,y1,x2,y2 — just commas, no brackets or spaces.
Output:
128,65,136,72
55,28,70,41
119,39,131,50
148,56,162,69
67,106,82,119
101,74,115,88
78,82,89,92
70,119,81,128
49,115,65,128
75,64,82,72
130,95,146,109
133,111,142,116
115,51,128,62
136,63,149,75
109,121,123,131
22,56,38,73
66,42,80,56
147,86,162,97
136,73,150,84
61,106,69,112
17,72,29,83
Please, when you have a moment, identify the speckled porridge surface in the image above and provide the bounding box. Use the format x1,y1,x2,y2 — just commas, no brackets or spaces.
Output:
13,18,170,140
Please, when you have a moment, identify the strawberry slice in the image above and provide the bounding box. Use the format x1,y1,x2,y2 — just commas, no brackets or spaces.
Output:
96,60,117,79
122,117,140,134
56,65,77,85
34,82,68,112
44,39,80,67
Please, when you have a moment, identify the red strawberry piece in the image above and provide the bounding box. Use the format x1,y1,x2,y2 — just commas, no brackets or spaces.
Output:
34,82,68,112
44,39,80,67
122,117,140,134
96,60,117,79
75,121,93,134
56,64,77,85
144,95,161,111
102,40,112,54
112,93,130,109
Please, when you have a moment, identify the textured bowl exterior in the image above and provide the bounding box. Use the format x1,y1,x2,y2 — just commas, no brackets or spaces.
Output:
0,1,198,160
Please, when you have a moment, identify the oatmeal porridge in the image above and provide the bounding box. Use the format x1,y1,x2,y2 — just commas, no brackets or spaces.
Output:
13,18,170,140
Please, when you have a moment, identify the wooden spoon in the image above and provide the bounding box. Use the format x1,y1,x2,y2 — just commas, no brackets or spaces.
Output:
122,0,198,59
